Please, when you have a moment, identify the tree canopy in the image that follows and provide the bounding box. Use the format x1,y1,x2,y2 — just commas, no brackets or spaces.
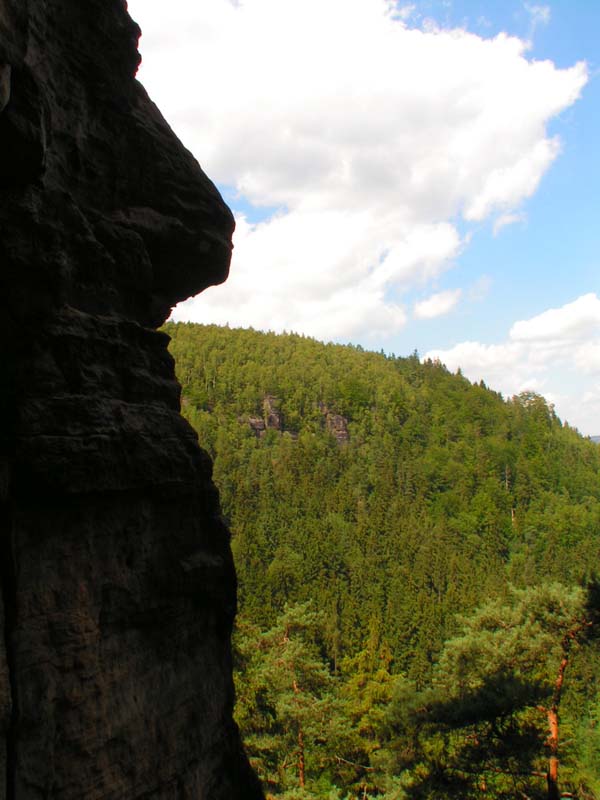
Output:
165,322,600,799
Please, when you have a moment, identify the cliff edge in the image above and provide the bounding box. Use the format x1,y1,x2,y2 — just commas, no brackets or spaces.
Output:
0,0,263,797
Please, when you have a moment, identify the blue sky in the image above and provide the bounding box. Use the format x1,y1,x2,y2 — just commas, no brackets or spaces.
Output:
128,0,599,434
398,0,600,350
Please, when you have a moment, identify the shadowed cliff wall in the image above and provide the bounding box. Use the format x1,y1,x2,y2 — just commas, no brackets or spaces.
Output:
0,0,263,797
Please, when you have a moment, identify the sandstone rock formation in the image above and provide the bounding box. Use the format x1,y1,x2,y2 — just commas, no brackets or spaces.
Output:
325,412,350,445
262,396,282,432
246,396,349,443
0,1,263,797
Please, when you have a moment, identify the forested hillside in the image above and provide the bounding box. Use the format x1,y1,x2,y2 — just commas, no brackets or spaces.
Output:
166,321,600,799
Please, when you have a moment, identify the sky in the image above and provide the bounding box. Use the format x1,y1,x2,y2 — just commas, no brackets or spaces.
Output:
126,0,600,436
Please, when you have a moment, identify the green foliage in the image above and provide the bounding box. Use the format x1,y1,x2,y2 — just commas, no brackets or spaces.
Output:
384,582,600,799
164,322,600,798
234,603,353,796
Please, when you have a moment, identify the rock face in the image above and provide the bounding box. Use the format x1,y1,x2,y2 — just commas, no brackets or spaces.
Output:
262,396,282,432
325,412,350,445
247,397,348,443
0,1,263,798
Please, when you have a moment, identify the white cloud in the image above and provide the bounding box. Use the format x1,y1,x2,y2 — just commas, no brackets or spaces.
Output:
525,3,551,34
127,0,586,340
425,293,600,435
580,385,600,430
393,4,416,21
172,211,460,340
510,293,600,342
468,275,492,302
575,342,600,374
493,211,526,235
464,137,561,222
414,288,462,319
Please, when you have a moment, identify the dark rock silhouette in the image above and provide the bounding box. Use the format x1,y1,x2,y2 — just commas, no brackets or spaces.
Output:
0,1,263,797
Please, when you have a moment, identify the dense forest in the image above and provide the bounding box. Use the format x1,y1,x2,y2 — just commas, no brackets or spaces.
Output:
165,321,600,800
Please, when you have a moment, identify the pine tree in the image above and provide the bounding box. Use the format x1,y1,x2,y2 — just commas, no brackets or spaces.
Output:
385,581,600,799
234,603,349,797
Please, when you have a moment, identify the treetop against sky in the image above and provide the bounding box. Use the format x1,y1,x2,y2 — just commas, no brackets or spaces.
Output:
127,0,600,435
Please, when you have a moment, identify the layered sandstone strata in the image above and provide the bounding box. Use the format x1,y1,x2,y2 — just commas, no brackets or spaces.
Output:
0,1,263,797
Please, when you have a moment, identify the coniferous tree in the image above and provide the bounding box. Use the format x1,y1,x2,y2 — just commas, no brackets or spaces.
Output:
384,582,600,799
164,322,600,798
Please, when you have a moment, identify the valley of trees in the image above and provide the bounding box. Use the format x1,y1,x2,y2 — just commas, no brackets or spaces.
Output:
165,322,600,799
